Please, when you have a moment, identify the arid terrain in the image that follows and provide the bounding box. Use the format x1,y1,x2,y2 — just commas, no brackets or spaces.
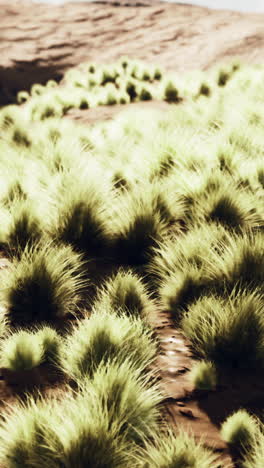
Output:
1,0,264,105
0,3,263,468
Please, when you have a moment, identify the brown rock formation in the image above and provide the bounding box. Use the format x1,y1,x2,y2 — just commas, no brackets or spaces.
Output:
1,0,264,104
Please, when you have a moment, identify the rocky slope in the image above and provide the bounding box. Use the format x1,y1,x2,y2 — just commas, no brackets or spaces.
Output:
1,0,264,104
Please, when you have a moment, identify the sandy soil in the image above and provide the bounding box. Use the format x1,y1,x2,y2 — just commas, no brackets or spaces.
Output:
1,0,264,104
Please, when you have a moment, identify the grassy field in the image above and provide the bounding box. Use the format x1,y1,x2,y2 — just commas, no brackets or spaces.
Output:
0,57,263,467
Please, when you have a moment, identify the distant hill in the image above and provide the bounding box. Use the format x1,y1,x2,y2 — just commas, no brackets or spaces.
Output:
1,0,264,105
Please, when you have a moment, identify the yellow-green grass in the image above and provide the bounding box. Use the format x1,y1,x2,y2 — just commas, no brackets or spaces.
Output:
221,410,260,455
0,58,263,466
0,242,89,326
181,289,264,369
59,309,157,382
188,360,217,391
0,326,61,371
139,428,220,468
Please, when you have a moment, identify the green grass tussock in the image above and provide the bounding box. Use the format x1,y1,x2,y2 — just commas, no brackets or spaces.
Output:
95,269,154,320
221,410,259,453
114,209,166,266
188,360,217,391
0,388,134,468
140,428,219,468
206,231,264,293
181,289,264,368
59,309,157,382
80,358,162,444
51,179,112,256
0,360,161,467
4,200,44,255
242,427,264,468
1,57,264,466
0,330,44,371
0,242,88,326
36,326,62,365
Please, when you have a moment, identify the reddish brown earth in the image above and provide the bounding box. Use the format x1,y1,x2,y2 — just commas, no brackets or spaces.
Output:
1,2,264,467
1,0,264,104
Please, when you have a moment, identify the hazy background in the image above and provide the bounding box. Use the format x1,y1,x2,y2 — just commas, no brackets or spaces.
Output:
32,0,264,13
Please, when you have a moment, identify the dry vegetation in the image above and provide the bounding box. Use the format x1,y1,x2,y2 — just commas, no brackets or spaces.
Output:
0,57,263,467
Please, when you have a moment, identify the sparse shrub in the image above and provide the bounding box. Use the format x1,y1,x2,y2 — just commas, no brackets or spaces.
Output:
88,63,96,73
59,310,157,382
0,331,43,371
0,107,17,128
112,171,130,190
119,93,130,105
48,127,61,143
181,290,264,368
141,69,152,81
120,57,129,70
152,153,175,179
39,103,62,120
189,360,217,391
221,410,259,453
101,68,118,85
1,242,88,326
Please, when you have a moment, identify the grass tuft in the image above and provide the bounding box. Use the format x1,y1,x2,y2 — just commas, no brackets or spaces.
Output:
0,330,43,371
140,428,220,468
52,181,111,256
189,360,217,391
1,242,88,326
95,269,153,320
181,289,264,368
59,309,157,382
221,410,259,453
36,326,62,365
